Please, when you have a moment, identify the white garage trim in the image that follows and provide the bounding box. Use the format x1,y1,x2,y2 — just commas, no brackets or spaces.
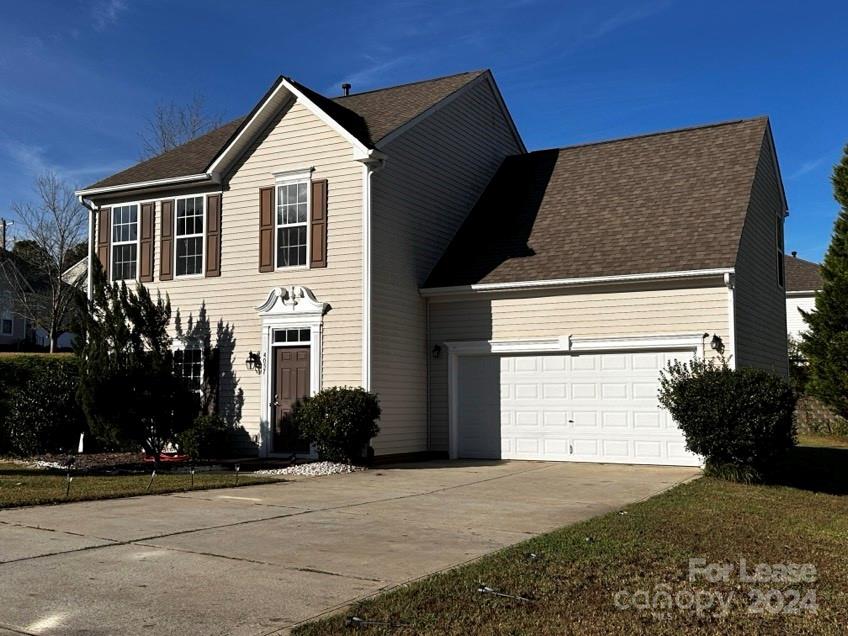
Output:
444,333,704,460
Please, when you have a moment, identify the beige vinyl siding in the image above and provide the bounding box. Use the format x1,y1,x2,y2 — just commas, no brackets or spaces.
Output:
370,77,523,455
733,135,788,375
427,283,730,451
137,99,363,447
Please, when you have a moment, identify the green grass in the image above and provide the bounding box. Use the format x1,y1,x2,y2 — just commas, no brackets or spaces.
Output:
295,442,848,635
0,462,275,508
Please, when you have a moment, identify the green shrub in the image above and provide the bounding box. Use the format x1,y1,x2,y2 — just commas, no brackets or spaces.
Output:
293,387,381,463
658,358,796,479
178,414,233,460
0,354,85,456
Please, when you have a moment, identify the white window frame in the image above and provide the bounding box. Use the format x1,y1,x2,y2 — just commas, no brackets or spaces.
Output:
274,169,312,271
174,194,206,279
172,341,204,394
110,202,141,283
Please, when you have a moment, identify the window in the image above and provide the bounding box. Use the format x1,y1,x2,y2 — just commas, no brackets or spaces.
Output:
174,348,203,392
176,196,204,276
276,180,308,268
111,204,138,281
1,314,12,336
273,328,310,344
776,218,785,288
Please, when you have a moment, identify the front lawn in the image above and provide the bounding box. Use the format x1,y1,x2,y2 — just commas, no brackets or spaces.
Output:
295,441,848,635
0,462,275,508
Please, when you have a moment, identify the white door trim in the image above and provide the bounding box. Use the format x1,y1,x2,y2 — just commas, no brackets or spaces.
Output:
444,333,704,460
256,286,329,457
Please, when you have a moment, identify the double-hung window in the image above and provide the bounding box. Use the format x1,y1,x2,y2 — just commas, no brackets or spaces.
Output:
176,196,205,277
111,204,138,281
276,179,309,268
776,218,785,288
174,347,203,392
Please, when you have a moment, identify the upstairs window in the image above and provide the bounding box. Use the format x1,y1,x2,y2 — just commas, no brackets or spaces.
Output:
176,196,205,277
174,347,203,392
111,204,138,281
776,218,785,288
276,180,308,268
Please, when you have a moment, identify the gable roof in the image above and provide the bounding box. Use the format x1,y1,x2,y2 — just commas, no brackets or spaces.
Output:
785,254,822,292
83,70,486,192
425,117,772,289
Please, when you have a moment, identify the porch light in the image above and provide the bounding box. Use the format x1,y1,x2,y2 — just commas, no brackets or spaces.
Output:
710,334,725,355
432,344,441,359
245,351,263,372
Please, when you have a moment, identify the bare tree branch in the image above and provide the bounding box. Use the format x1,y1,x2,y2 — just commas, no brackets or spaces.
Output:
139,94,222,159
1,171,87,352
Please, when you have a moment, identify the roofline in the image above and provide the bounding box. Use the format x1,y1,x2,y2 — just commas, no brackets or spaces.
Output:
786,289,819,297
75,172,213,197
420,267,735,297
763,119,789,214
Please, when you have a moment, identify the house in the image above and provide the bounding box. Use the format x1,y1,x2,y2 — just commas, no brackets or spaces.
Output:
76,70,789,467
784,253,821,340
0,252,34,348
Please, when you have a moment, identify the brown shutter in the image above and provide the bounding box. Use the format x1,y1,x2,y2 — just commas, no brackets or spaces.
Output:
259,187,274,272
139,202,155,282
310,179,328,268
160,200,174,281
205,193,222,277
97,207,111,277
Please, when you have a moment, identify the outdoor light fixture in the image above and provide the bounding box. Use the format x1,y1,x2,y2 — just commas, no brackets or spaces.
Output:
245,351,262,372
710,334,725,355
432,344,442,359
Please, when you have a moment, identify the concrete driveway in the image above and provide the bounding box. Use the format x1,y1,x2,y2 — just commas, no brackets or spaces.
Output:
0,460,698,635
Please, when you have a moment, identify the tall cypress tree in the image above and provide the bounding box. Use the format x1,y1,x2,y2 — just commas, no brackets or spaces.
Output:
800,144,848,419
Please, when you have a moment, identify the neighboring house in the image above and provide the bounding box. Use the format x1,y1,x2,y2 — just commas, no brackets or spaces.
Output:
784,253,822,340
76,70,788,466
0,253,33,348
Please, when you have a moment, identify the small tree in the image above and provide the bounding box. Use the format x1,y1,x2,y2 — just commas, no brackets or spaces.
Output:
76,264,197,465
1,172,87,352
139,95,221,159
800,144,848,419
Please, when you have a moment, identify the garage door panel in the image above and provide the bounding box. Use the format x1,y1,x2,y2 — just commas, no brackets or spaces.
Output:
457,350,700,466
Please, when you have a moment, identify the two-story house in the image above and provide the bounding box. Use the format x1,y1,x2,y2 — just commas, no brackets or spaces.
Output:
76,70,788,466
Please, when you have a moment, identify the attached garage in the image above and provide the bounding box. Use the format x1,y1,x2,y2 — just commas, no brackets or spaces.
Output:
447,337,705,467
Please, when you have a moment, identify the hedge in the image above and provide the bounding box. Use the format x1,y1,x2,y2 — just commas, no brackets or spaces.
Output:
0,354,86,456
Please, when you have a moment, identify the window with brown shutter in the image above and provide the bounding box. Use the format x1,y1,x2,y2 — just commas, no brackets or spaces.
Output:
259,187,274,272
310,179,328,268
139,202,155,282
205,193,222,277
97,207,111,275
160,200,175,281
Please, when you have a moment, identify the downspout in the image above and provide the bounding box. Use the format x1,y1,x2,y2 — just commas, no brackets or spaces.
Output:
724,272,736,369
79,196,99,301
359,154,386,391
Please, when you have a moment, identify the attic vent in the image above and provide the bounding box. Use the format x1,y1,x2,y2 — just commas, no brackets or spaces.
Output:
341,83,351,97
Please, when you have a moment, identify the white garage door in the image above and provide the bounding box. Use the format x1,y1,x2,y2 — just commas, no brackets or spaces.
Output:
456,350,700,466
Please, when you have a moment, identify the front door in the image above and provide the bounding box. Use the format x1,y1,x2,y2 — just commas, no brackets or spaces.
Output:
272,346,311,454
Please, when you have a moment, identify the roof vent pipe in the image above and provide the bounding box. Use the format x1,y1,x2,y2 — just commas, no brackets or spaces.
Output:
342,83,351,97
791,251,797,258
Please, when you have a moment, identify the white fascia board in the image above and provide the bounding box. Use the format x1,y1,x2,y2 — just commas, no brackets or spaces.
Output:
421,268,735,298
786,289,818,297
75,173,212,197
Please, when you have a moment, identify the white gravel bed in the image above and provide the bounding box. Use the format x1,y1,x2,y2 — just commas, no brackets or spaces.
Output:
252,461,366,477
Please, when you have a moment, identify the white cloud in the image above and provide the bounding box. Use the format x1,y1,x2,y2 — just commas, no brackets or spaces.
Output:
587,0,674,40
328,55,413,94
91,0,128,31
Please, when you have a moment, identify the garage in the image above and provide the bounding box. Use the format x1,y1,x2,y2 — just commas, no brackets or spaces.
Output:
455,348,701,467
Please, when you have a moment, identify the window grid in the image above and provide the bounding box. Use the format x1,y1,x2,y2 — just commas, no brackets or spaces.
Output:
273,328,310,345
111,204,138,281
176,196,205,277
174,348,203,392
276,181,308,268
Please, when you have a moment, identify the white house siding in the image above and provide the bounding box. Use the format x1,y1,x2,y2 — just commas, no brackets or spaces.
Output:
786,295,815,340
370,77,523,455
427,282,730,452
109,99,364,449
733,135,789,375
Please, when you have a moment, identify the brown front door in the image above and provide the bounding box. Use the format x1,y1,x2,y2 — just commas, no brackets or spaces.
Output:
272,346,311,453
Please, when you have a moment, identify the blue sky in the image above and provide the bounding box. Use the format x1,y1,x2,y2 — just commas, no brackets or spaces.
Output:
1,0,846,261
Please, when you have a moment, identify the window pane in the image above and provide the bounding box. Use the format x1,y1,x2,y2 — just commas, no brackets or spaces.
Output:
297,203,307,223
176,237,203,276
297,182,307,203
2,319,12,334
111,243,137,280
299,328,310,341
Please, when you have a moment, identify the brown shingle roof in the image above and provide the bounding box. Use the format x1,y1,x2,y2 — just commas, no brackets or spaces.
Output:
785,255,821,292
425,118,771,287
84,71,484,191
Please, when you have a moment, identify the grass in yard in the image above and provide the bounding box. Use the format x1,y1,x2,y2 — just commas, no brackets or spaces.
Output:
295,441,848,635
0,462,275,508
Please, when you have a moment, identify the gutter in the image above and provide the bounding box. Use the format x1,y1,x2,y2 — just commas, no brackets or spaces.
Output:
420,267,735,298
75,172,213,198
78,196,99,300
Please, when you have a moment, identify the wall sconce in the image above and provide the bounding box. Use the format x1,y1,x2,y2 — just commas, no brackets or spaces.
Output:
710,334,725,355
245,351,263,373
431,344,442,359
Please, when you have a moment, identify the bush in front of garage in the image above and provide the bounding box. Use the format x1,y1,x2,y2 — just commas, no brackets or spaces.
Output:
292,387,381,464
658,357,796,481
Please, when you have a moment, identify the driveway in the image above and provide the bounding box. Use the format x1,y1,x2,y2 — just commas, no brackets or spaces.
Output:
0,460,698,635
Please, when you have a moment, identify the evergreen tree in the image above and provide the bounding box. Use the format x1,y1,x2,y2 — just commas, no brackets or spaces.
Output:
800,144,848,418
75,262,198,466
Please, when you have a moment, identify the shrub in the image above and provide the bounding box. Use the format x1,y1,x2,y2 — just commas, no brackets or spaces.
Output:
658,358,796,479
0,354,85,456
178,414,233,460
293,387,381,463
